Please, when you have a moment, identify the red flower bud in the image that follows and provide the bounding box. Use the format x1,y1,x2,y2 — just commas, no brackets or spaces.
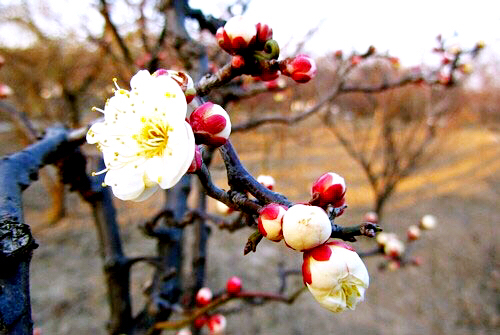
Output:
311,172,346,207
281,54,317,83
195,287,212,307
255,22,273,47
189,102,231,147
258,203,287,242
351,55,362,65
216,16,257,55
187,145,203,173
226,276,243,294
231,55,245,69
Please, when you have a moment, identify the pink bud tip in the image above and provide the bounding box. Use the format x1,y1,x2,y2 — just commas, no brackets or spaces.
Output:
226,276,243,294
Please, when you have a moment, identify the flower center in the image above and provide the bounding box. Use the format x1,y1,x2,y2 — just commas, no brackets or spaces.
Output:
134,116,173,158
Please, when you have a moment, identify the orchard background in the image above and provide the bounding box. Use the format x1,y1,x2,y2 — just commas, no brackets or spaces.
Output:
0,1,498,335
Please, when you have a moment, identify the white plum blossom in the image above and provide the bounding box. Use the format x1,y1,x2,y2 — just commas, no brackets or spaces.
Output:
86,70,195,201
282,204,332,251
302,241,369,313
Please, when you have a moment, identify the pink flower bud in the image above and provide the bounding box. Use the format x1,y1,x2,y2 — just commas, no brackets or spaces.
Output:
363,211,378,224
216,16,257,55
351,55,362,65
383,237,405,258
264,78,286,90
258,203,287,242
153,69,196,103
231,55,245,69
302,241,369,313
189,102,231,147
257,174,275,190
226,276,243,294
187,145,203,173
311,172,346,207
281,54,317,83
282,204,332,251
195,287,213,307
255,22,273,47
0,84,13,99
208,314,227,335
406,224,421,241
419,214,437,230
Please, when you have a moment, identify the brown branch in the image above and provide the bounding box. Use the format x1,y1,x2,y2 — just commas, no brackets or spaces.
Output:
153,288,306,330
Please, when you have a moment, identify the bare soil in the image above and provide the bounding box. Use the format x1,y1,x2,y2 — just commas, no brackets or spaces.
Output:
19,119,499,335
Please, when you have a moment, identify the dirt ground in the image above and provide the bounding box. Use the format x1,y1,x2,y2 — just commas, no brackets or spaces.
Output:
18,118,499,335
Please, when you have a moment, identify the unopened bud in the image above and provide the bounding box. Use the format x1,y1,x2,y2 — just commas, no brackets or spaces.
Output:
311,172,346,207
189,102,231,147
407,224,421,241
419,214,437,230
282,204,332,251
187,145,203,173
216,16,257,55
153,69,196,103
0,84,13,99
281,54,317,83
383,237,405,258
195,287,213,307
208,314,227,335
258,203,287,242
351,55,362,66
257,174,275,190
231,55,245,69
226,276,243,294
255,22,273,47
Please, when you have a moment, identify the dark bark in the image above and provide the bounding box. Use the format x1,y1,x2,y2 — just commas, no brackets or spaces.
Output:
0,127,69,334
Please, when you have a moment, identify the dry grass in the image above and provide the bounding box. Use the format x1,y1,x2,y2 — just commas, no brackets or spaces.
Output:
22,118,499,335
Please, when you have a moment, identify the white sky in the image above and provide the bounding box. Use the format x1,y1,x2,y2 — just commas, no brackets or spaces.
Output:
1,0,499,67
191,0,500,66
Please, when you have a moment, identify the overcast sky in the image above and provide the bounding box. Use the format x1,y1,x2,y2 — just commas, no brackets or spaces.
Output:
1,0,499,67
191,0,500,66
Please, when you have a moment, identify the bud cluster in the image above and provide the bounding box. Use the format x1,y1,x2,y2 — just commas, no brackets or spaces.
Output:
193,278,243,334
216,15,316,83
253,172,369,313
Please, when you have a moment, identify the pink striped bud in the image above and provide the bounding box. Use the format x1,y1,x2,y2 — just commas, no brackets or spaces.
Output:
311,172,346,207
216,16,257,55
187,145,203,173
302,241,369,313
189,102,231,147
281,54,317,83
208,314,227,335
257,174,275,190
195,287,212,307
258,203,287,242
255,22,273,47
282,204,331,251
